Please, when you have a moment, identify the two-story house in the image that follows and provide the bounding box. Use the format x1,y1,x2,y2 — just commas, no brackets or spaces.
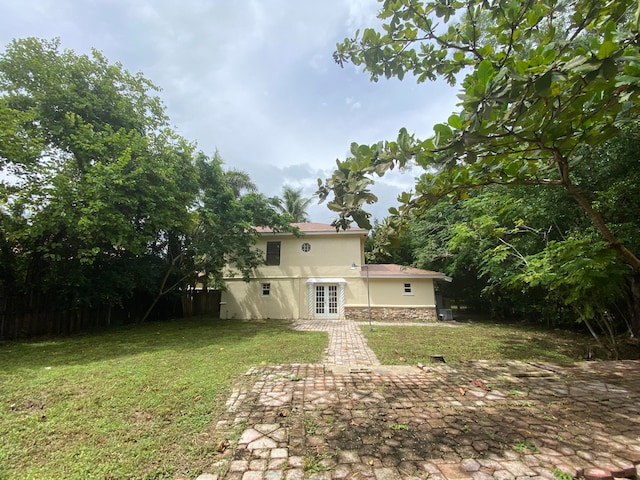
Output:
219,222,451,321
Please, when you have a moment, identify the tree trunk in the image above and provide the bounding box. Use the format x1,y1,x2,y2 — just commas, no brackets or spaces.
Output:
140,252,188,323
583,316,606,352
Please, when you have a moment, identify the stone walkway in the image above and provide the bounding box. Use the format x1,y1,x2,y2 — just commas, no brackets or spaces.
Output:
292,319,380,368
197,320,640,480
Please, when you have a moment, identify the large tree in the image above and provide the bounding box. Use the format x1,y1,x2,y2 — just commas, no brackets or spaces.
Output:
0,38,196,317
0,38,288,335
318,0,640,332
140,153,291,322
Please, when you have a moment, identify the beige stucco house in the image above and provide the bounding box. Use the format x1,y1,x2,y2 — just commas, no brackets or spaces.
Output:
219,222,451,321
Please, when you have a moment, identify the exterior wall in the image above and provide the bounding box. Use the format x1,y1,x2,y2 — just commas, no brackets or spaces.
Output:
222,276,352,320
222,230,366,320
345,278,436,307
220,278,305,320
253,233,365,277
344,277,437,321
345,306,438,322
221,228,443,321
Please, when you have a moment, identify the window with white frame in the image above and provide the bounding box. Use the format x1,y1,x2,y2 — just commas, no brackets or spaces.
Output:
262,283,271,296
403,283,413,295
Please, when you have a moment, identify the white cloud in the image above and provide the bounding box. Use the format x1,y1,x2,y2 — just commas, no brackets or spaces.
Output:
345,97,362,111
345,0,382,30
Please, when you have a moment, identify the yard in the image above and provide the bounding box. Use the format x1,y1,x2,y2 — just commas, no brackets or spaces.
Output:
362,319,612,364
1,316,632,479
0,318,326,479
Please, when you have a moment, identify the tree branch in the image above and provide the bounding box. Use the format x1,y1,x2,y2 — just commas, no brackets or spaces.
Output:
497,237,529,266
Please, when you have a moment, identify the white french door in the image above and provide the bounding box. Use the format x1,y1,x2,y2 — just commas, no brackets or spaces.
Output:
315,284,339,318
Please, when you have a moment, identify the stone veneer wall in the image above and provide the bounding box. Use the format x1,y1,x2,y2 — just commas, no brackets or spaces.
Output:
345,306,437,322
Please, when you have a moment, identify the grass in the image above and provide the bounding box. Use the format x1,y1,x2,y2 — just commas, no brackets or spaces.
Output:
362,318,600,364
513,440,538,454
0,317,326,479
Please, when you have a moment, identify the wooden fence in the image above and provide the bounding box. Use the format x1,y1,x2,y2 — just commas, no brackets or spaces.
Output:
0,287,220,340
181,290,221,317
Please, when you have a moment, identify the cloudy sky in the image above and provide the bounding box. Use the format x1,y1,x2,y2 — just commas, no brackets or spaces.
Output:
2,0,459,223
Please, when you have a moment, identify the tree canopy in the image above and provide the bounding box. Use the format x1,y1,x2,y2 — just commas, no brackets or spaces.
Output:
318,0,640,335
274,185,313,223
0,38,288,336
319,0,640,262
367,125,640,353
223,165,258,199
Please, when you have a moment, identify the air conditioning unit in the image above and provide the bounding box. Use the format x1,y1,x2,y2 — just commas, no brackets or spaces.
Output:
438,309,453,321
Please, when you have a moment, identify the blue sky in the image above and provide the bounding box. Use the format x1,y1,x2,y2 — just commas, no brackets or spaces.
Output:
2,0,459,223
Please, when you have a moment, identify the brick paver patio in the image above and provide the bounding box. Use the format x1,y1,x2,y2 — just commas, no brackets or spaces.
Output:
292,319,380,367
197,320,640,480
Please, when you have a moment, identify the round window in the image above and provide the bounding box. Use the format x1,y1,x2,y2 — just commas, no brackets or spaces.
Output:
301,242,311,253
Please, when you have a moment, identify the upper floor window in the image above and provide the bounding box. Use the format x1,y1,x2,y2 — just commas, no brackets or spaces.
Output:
301,242,311,253
266,241,281,265
404,283,413,295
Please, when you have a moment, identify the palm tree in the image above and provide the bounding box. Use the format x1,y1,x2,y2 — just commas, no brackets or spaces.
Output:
276,185,312,222
224,168,257,199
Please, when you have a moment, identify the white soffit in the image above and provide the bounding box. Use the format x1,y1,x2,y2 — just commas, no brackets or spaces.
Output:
306,278,347,284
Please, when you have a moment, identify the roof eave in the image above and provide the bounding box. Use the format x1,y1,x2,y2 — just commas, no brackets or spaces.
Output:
365,274,453,281
259,230,367,237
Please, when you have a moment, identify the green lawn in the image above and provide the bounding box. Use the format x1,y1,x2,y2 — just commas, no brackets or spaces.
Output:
362,320,599,364
0,318,326,480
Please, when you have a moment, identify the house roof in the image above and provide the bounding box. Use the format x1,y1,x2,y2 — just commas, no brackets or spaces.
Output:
357,264,452,282
256,222,368,235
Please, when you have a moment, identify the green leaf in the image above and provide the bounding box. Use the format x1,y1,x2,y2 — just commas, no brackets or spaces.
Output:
362,28,378,44
535,71,552,94
564,55,588,71
398,191,412,203
433,123,453,139
453,51,466,62
476,59,494,87
596,40,617,60
502,160,520,177
600,57,617,80
398,128,411,149
448,114,463,130
357,143,371,159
